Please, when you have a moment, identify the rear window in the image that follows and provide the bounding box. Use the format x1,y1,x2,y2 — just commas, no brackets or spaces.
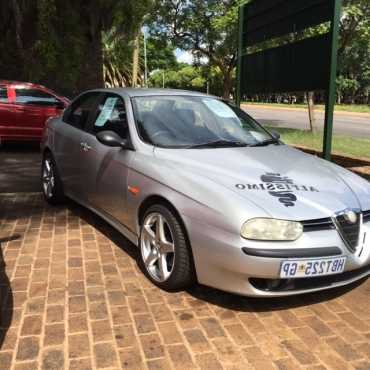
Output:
15,88,59,106
0,87,7,103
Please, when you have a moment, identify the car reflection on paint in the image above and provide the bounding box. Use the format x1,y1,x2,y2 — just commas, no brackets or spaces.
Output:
40,88,370,297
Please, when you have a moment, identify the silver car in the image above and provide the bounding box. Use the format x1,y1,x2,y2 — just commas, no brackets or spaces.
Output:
41,88,370,297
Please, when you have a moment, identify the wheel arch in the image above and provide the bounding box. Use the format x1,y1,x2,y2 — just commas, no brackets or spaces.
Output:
138,195,180,226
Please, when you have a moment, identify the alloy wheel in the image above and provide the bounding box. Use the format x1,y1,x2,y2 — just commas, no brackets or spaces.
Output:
140,212,175,282
42,158,55,199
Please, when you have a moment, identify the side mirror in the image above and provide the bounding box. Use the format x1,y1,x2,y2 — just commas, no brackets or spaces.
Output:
96,130,130,148
270,130,281,140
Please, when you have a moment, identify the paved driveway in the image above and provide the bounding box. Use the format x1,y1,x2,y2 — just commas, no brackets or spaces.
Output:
0,193,369,370
0,143,41,193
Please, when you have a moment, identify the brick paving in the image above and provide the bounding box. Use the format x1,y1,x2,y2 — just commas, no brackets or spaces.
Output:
0,193,369,370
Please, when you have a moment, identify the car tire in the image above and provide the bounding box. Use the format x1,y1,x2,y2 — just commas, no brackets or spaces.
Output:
139,204,195,291
41,152,65,205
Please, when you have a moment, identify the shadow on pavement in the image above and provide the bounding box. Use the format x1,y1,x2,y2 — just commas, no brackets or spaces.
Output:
0,142,41,193
69,201,139,261
187,278,367,312
0,236,15,349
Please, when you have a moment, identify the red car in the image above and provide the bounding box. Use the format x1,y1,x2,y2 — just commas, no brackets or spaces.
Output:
0,80,69,142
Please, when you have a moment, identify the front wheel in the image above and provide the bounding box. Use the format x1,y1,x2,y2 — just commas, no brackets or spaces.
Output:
139,204,195,291
41,153,65,205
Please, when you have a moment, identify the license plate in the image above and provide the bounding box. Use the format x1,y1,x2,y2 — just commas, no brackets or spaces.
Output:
280,257,346,278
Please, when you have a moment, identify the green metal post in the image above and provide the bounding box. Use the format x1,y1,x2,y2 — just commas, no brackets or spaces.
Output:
323,0,342,160
236,5,244,107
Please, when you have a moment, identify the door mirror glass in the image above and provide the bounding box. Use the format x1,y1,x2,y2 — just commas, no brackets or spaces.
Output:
96,130,128,148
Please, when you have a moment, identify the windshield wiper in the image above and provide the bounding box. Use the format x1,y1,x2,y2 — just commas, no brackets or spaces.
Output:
249,138,280,147
186,139,249,148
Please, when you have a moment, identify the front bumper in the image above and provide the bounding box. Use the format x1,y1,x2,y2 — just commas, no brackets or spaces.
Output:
184,216,370,297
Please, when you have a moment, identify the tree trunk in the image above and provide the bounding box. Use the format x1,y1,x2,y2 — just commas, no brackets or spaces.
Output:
307,91,317,132
76,11,104,93
222,71,232,100
79,31,104,92
10,0,24,63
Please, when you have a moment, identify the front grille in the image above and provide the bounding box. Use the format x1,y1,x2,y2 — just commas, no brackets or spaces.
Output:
334,212,361,251
363,210,370,223
302,217,335,232
302,210,370,253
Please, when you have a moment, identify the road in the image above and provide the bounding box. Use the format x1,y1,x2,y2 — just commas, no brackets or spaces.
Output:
243,105,370,139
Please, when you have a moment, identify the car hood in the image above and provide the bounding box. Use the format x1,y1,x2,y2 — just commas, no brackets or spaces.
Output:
154,144,370,220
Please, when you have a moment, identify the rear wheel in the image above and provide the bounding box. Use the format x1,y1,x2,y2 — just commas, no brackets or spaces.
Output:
139,204,195,291
41,153,65,205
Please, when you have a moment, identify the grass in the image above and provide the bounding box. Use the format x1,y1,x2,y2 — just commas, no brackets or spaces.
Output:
267,126,370,160
243,102,370,114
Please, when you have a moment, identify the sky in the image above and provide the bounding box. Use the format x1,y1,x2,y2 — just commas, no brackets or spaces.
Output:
175,49,208,64
175,49,193,64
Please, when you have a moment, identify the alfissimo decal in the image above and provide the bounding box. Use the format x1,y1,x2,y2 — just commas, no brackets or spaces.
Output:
235,173,319,207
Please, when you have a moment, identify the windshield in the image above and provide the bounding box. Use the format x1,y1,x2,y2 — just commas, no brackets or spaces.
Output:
132,95,275,148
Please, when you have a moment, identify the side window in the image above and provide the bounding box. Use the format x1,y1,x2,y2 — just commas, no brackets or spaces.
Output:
0,87,8,103
90,95,128,138
64,93,99,130
15,88,59,106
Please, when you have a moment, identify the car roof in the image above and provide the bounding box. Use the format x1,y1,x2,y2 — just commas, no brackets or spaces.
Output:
0,80,48,90
90,87,218,99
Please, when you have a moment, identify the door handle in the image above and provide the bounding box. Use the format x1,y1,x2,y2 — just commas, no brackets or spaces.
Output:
80,142,91,151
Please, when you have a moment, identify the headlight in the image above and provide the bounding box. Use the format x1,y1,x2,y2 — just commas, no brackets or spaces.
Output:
241,218,303,241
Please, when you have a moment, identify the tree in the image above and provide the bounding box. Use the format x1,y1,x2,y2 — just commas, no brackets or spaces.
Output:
0,0,153,95
149,65,206,91
337,0,370,104
143,37,179,73
103,29,135,87
149,0,242,99
103,34,178,88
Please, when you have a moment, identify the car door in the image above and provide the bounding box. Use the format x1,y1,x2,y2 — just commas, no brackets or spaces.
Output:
0,85,16,140
14,87,64,139
81,93,135,226
53,92,102,201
